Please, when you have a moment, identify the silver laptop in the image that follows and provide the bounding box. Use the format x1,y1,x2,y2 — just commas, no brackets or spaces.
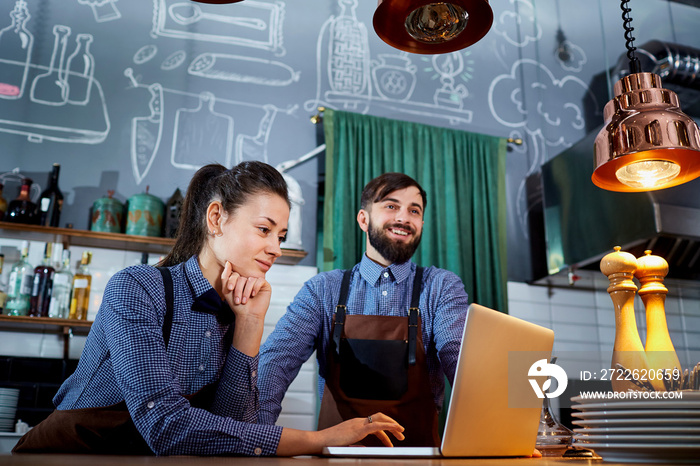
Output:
322,303,555,458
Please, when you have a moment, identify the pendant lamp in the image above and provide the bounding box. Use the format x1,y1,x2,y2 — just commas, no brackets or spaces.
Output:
373,0,493,54
592,1,700,192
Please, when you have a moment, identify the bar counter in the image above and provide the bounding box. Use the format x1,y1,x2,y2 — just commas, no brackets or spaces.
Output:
0,454,676,465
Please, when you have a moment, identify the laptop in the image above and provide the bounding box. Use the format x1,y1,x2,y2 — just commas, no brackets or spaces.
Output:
322,303,555,458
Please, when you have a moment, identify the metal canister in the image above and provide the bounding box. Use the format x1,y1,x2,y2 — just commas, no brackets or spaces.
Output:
90,191,124,233
126,188,164,237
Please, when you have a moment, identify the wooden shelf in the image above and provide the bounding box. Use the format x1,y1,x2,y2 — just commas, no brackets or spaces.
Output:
0,222,308,264
0,221,175,255
0,315,92,360
0,315,92,328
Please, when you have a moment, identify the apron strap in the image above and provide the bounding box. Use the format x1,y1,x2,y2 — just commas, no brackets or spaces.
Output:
332,269,352,355
157,266,175,349
408,267,423,365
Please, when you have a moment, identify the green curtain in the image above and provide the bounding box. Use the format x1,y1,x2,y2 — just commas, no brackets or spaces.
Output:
321,109,508,312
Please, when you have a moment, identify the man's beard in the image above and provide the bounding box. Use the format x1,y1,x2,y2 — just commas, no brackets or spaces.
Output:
367,220,422,264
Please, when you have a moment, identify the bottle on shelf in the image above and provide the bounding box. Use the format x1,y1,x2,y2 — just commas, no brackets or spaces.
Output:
0,182,8,220
38,163,64,227
5,241,33,316
29,242,55,317
48,249,72,319
69,251,92,320
0,253,7,311
5,178,38,225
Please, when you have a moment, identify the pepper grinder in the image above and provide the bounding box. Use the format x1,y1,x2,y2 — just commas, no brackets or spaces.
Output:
601,246,656,391
635,250,681,384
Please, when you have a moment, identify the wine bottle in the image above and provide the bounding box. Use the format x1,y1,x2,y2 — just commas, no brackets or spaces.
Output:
48,249,72,319
29,242,55,317
69,251,92,320
5,241,33,316
5,178,38,224
38,164,63,227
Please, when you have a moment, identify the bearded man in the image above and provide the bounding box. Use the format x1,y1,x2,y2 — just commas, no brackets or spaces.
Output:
258,173,469,447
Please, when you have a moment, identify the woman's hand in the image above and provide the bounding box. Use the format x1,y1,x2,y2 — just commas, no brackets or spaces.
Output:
220,261,272,357
220,261,272,320
318,412,405,448
276,413,405,456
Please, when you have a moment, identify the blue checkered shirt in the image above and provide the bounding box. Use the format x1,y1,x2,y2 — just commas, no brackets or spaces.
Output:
258,254,469,425
53,256,282,456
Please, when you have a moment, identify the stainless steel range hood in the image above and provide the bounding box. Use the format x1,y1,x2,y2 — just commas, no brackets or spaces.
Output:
540,129,700,281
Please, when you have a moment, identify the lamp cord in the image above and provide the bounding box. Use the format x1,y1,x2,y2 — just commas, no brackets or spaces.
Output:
621,0,641,74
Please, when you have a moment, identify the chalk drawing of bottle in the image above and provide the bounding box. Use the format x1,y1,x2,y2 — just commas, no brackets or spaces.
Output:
0,0,34,99
65,34,95,105
324,0,371,111
432,53,468,110
30,25,71,106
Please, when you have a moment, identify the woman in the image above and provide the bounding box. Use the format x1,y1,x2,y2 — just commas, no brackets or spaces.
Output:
13,161,404,456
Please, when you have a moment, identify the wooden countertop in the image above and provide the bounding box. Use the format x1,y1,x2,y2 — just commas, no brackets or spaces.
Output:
0,455,676,466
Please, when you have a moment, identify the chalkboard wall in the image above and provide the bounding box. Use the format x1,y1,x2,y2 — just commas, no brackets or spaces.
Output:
1,0,699,278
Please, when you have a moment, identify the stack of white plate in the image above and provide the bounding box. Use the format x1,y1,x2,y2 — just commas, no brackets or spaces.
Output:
0,388,19,433
572,391,700,463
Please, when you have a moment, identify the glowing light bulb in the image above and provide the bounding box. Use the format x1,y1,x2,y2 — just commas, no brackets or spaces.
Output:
405,3,468,44
615,160,681,189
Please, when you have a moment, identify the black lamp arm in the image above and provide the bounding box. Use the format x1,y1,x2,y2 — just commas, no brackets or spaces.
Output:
621,0,642,74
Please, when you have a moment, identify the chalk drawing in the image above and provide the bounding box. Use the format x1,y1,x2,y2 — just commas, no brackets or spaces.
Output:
125,68,164,185
236,104,275,163
493,0,542,48
305,0,371,113
188,53,300,86
171,92,234,170
160,50,186,70
305,1,472,126
65,34,95,106
78,0,122,23
124,69,297,182
0,0,33,101
134,45,158,65
488,59,599,237
152,0,286,56
0,12,109,144
556,39,587,72
30,25,71,106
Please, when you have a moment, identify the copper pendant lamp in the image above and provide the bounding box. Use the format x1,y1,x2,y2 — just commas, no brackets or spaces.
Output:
373,0,493,54
592,1,700,192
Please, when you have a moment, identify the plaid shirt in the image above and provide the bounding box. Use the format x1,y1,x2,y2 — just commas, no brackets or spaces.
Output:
54,256,282,456
258,254,469,425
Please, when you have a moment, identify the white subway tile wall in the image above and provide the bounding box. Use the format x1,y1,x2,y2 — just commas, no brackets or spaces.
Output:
508,270,700,377
0,239,320,430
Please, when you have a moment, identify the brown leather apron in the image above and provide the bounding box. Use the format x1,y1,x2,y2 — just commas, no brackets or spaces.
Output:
317,267,440,447
12,267,220,455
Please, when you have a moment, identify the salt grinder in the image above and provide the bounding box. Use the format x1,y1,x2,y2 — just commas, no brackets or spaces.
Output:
635,250,681,383
601,246,657,391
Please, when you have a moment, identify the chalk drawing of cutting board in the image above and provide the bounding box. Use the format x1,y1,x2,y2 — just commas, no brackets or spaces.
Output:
170,92,233,170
